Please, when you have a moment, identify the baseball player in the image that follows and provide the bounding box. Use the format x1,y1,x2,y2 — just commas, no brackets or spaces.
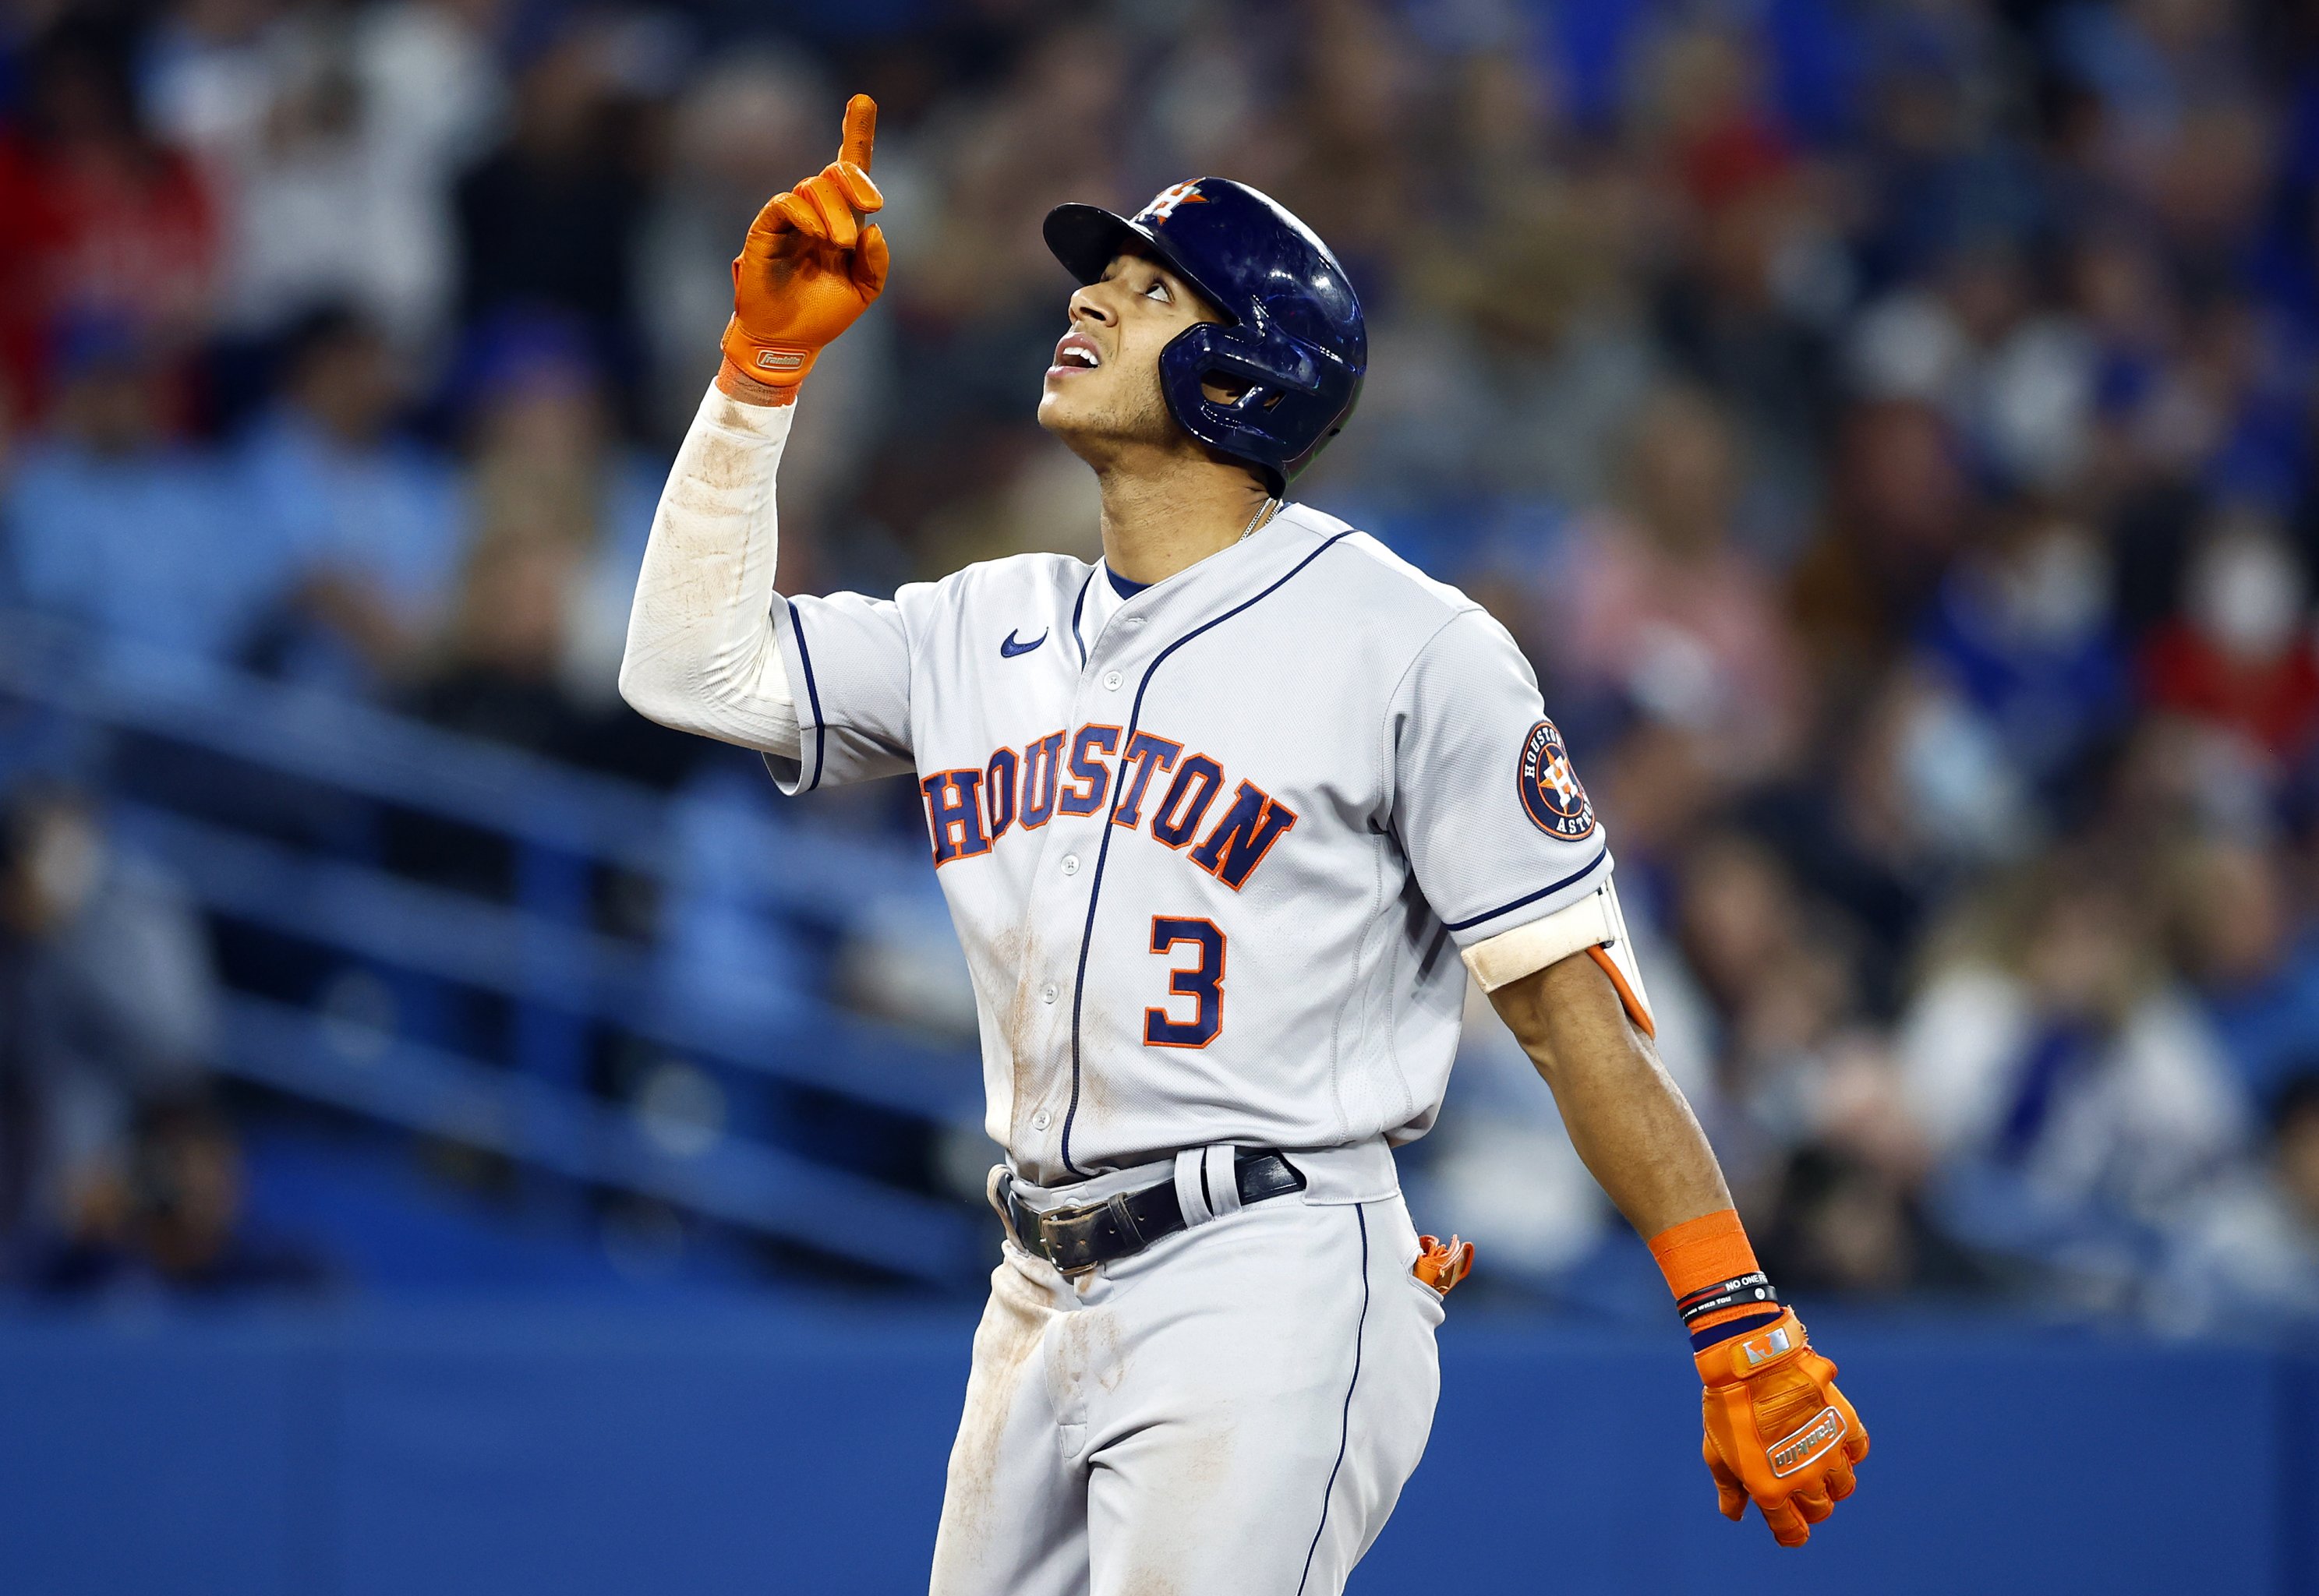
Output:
620,95,1869,1594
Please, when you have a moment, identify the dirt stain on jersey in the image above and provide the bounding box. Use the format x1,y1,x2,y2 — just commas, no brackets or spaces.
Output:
1067,987,1124,1132
991,924,1050,1153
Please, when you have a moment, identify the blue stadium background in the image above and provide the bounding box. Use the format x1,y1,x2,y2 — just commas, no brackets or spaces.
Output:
2,0,2317,1589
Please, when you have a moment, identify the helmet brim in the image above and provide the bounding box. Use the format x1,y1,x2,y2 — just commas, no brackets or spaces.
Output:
1042,203,1237,325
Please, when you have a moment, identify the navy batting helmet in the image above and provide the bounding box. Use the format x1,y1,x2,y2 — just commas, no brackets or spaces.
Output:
1044,178,1366,495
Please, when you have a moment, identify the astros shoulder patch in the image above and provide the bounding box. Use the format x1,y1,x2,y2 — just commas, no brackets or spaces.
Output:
1518,719,1595,841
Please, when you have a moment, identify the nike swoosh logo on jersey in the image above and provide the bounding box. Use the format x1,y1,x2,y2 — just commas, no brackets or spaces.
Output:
1000,629,1048,659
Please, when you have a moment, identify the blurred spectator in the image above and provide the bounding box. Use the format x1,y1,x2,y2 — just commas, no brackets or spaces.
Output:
1327,185,1654,509
453,15,660,409
150,1,389,343
447,316,663,708
2172,838,2319,1110
1912,501,2128,791
0,18,218,423
1900,855,2248,1292
342,0,512,344
2140,507,2319,765
28,1095,327,1294
1545,385,1805,772
1667,830,1889,1206
1847,245,2099,496
1760,1142,1985,1300
0,786,215,1250
238,305,462,687
1743,673,1958,1007
2161,1071,2319,1329
1638,21,1840,535
408,517,589,758
1791,399,1974,677
873,14,1129,513
4,321,266,659
406,334,678,779
147,0,506,351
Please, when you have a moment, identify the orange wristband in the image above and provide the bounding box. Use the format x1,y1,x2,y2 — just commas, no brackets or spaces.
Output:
1648,1208,1757,1298
716,355,797,406
1649,1208,1776,1344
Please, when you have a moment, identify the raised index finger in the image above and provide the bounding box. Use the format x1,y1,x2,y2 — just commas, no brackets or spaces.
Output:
838,93,876,172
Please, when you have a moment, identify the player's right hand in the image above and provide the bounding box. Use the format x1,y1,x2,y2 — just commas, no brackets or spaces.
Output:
1695,1308,1868,1547
719,92,887,402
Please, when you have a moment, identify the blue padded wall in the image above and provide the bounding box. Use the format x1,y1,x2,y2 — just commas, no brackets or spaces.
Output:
0,1306,2307,1596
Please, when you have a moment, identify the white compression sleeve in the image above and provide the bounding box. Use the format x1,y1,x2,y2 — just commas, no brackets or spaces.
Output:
619,383,803,757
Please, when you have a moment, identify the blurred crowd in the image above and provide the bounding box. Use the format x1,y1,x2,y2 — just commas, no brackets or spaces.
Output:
1,0,2318,1325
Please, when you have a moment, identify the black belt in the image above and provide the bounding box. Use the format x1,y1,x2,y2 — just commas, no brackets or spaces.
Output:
1002,1149,1306,1276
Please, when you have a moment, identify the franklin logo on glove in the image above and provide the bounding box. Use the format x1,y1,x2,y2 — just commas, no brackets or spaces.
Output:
1771,1407,1849,1478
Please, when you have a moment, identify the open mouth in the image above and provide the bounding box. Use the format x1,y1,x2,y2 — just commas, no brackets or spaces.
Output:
1048,333,1102,375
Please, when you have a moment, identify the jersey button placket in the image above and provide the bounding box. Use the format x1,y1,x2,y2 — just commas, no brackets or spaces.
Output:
1054,608,1154,1173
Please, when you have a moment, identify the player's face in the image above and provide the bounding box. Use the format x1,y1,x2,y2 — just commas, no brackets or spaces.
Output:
1037,249,1220,454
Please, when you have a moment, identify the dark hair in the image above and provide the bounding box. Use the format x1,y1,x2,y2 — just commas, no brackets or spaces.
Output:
23,17,146,145
280,303,384,375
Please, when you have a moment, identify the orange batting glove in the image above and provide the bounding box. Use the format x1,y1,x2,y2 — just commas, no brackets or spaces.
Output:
1652,1209,1869,1548
719,93,887,404
1695,1306,1869,1547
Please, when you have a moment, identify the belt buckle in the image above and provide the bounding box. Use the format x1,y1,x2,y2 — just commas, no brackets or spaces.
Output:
1036,1202,1103,1276
1036,1198,1118,1277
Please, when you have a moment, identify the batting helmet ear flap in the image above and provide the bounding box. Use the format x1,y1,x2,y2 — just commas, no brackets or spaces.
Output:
1158,320,1362,496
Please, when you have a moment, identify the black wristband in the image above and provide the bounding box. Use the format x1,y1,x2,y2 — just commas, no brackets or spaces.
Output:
1677,1270,1779,1326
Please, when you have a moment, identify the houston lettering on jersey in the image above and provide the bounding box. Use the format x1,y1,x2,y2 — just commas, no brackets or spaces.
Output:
920,724,1298,891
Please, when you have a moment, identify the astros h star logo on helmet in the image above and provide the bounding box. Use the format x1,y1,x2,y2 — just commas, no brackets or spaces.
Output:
1518,719,1595,841
1139,181,1210,224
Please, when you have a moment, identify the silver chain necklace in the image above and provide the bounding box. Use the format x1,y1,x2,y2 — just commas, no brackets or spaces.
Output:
1239,497,1279,542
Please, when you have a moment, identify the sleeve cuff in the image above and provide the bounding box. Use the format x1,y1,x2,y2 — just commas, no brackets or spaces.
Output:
764,598,825,795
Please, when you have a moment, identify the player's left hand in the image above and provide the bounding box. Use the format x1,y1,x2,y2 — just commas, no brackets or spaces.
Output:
1695,1308,1868,1547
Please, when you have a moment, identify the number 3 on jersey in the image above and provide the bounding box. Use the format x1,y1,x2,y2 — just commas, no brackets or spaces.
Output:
1146,916,1224,1048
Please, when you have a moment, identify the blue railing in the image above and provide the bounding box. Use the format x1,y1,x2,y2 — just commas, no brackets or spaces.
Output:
0,612,988,1284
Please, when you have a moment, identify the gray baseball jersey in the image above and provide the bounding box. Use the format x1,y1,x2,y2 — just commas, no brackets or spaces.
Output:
767,502,1613,1187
